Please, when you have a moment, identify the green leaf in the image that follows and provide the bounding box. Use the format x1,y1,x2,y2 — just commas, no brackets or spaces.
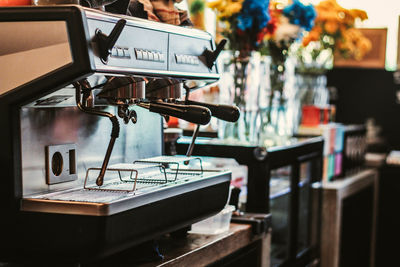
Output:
189,0,205,15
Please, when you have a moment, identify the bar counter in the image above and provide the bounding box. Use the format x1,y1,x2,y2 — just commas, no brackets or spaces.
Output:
87,223,271,267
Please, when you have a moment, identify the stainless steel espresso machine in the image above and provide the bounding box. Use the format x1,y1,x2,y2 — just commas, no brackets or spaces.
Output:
0,5,239,264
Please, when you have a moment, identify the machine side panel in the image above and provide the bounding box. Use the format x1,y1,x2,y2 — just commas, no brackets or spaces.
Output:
0,21,73,95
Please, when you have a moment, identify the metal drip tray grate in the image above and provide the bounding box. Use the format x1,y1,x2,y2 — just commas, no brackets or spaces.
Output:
83,156,203,192
21,156,230,216
32,188,135,204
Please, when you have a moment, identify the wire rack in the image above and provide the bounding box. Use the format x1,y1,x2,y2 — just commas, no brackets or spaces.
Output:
83,156,203,192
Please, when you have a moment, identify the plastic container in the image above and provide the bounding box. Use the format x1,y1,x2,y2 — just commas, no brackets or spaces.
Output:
190,205,235,235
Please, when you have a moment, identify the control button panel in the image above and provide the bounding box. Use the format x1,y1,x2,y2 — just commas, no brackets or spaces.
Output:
175,54,199,65
135,48,165,62
110,46,131,59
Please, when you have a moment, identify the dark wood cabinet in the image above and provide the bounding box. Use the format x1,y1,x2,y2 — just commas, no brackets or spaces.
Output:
320,169,378,267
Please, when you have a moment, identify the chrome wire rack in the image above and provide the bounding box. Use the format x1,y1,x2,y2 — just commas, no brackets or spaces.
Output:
83,156,203,192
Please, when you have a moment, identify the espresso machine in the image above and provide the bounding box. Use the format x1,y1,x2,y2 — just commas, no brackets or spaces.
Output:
0,4,239,264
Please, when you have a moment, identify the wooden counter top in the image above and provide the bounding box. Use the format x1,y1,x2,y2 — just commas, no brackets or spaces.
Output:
95,223,270,267
143,223,269,267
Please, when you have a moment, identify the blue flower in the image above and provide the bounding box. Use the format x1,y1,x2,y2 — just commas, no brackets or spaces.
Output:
236,0,270,31
283,0,316,31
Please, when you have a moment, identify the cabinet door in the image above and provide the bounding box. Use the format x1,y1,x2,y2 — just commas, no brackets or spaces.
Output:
270,165,292,267
297,161,312,255
297,156,322,263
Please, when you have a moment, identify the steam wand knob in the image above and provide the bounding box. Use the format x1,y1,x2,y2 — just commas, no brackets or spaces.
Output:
96,19,127,63
202,39,227,69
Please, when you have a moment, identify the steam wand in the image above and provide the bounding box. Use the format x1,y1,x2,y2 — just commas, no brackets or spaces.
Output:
74,81,120,186
182,84,240,157
184,88,200,158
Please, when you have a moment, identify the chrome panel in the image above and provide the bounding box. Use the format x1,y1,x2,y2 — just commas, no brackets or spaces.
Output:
146,79,183,100
84,7,213,40
93,66,220,80
21,95,162,196
98,77,146,102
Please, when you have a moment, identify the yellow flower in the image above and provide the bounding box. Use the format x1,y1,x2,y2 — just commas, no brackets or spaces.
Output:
207,0,243,19
207,0,223,9
220,2,242,18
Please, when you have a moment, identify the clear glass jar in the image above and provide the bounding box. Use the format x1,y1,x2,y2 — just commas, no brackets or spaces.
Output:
258,56,297,147
293,71,329,130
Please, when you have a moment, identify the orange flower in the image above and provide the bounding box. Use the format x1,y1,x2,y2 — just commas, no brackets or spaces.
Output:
324,20,339,34
318,0,341,11
302,28,320,46
350,9,368,21
316,10,338,22
297,0,372,67
337,39,355,55
312,25,323,34
344,28,362,41
355,37,372,59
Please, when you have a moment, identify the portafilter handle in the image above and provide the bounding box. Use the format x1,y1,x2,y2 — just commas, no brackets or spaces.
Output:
139,101,211,125
184,100,240,122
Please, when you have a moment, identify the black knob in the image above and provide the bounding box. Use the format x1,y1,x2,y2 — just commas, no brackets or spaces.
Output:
96,19,126,63
202,39,227,69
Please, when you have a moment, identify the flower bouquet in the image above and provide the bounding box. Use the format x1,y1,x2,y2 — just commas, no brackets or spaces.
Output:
208,0,271,143
257,0,316,145
292,0,371,134
297,0,371,73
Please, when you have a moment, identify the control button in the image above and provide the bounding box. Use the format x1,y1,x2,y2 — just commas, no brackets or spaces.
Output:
194,57,199,65
111,47,118,57
135,49,143,60
153,52,159,61
159,53,165,62
189,56,195,65
142,50,149,60
148,51,154,61
123,48,131,58
176,54,181,64
117,47,124,57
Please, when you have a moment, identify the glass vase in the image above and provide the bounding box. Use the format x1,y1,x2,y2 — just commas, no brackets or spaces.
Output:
258,56,297,147
294,71,329,130
218,51,261,144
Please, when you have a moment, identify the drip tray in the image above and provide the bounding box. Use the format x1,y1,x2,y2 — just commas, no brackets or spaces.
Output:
21,168,231,216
